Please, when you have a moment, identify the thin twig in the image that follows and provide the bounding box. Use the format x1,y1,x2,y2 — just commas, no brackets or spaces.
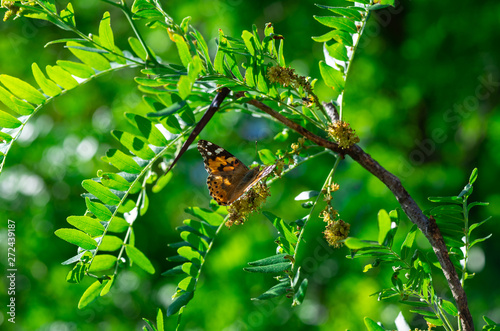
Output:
246,98,474,331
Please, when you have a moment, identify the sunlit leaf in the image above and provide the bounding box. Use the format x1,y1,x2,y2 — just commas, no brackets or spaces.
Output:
46,65,79,90
89,254,117,272
126,245,155,274
78,280,107,309
31,63,61,97
0,74,46,104
66,216,105,237
55,228,97,250
99,235,123,252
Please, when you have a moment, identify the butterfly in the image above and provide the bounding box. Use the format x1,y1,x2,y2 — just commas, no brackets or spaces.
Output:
197,140,275,206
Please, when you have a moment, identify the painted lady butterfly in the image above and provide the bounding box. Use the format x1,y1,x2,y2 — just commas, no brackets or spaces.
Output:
197,140,275,206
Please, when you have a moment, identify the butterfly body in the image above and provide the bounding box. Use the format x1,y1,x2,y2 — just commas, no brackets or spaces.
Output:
197,140,275,206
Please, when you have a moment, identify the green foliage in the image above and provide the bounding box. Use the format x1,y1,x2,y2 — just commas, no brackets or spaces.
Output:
162,207,223,322
346,169,490,331
0,0,496,330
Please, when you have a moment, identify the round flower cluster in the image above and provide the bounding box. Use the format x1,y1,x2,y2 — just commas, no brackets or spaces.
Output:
226,181,272,227
267,65,312,93
327,120,360,149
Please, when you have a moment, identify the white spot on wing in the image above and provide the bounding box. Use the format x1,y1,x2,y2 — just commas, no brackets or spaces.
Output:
215,147,224,154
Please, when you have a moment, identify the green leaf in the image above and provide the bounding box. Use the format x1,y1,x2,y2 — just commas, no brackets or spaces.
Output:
0,74,46,104
167,291,194,317
0,110,22,129
66,261,88,283
55,228,98,250
410,309,439,318
126,245,155,274
162,265,185,277
56,60,95,79
467,201,489,212
253,280,289,300
258,149,277,164
316,5,363,21
82,180,121,206
243,262,291,274
483,316,498,326
398,300,429,307
107,216,129,233
242,30,256,56
263,211,297,255
364,317,385,331
102,149,142,174
100,275,114,296
67,41,111,71
99,12,115,51
100,172,131,191
99,235,123,251
314,16,357,34
319,61,344,93
257,68,269,93
429,204,463,215
0,131,13,142
428,196,462,204
156,308,164,331
181,262,199,277
440,299,458,316
85,198,112,222
469,168,478,185
178,276,196,292
312,29,353,46
89,254,117,272
191,28,214,74
345,238,378,250
185,207,224,226
66,216,105,237
152,172,173,193
112,130,156,160
128,37,147,61
325,42,348,61
401,224,417,260
78,280,107,309
177,75,192,100
147,101,187,117
247,253,288,266
183,219,216,238
45,65,79,90
177,246,204,265
125,113,168,146
60,2,75,27
31,63,61,97
0,86,26,114
169,33,191,68
161,115,181,134
180,231,209,252
278,39,285,66
213,30,226,74
378,209,392,246
133,8,164,20
292,278,308,306
470,234,492,248
468,216,492,236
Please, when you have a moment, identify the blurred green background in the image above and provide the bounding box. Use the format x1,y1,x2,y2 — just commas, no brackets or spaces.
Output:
0,0,499,330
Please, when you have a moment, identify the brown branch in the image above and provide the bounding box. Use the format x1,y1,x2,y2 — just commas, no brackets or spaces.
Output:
247,98,474,331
